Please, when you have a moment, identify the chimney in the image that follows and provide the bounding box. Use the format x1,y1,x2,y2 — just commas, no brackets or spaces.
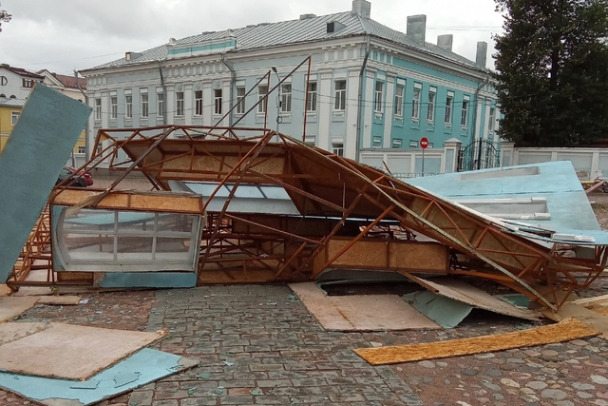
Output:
476,41,488,68
407,15,426,44
437,34,453,52
352,0,371,18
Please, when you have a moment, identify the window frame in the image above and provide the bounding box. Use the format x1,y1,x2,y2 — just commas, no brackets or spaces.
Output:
427,88,436,123
280,83,292,113
214,89,222,115
110,96,118,120
444,92,454,125
411,84,421,121
175,91,185,117
157,92,164,118
306,82,317,112
194,90,203,116
257,85,268,114
125,94,133,119
394,83,404,117
374,81,384,113
334,80,346,111
461,96,470,128
141,93,149,118
236,87,246,115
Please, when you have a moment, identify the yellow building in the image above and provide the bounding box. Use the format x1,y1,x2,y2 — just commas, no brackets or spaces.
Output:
0,97,25,154
0,65,88,162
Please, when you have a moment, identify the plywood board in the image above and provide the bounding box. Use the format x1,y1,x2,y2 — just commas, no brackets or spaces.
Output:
412,277,540,321
35,296,82,305
554,302,608,339
289,282,440,331
354,317,598,365
0,322,51,346
0,323,167,380
0,297,39,322
0,348,198,406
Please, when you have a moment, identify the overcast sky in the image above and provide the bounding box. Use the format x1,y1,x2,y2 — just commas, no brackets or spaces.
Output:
0,0,504,75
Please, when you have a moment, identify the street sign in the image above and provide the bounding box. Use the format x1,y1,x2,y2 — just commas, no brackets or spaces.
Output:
420,137,429,149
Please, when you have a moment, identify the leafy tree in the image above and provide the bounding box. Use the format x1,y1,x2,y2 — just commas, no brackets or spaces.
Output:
493,0,608,147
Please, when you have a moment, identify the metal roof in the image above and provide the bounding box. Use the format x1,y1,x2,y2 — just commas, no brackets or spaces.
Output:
88,10,480,71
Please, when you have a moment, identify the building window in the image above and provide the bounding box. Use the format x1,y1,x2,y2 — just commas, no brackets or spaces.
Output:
110,96,117,119
141,94,149,118
11,111,19,125
445,92,454,125
214,89,222,115
258,85,268,113
488,107,495,133
306,82,317,112
94,98,102,121
332,142,344,157
157,92,164,117
280,84,292,113
125,95,132,119
392,139,402,148
175,91,184,116
194,90,203,116
78,146,86,154
334,80,346,111
461,96,470,127
411,84,421,120
236,87,245,114
22,78,35,88
427,88,436,122
394,84,404,117
374,81,383,113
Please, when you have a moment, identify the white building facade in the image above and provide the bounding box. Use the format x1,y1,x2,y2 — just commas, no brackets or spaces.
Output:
81,0,501,175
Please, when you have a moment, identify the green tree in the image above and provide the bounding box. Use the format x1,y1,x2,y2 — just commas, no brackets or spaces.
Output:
493,0,608,147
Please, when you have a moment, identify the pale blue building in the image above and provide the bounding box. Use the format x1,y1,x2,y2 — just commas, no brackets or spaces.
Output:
81,0,500,174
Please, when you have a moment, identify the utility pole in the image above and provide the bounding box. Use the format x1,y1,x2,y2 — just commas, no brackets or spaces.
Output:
0,3,12,33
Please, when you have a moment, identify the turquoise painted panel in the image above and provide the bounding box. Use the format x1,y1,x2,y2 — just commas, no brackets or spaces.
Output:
98,272,197,288
0,348,197,406
0,84,91,282
403,291,473,328
392,57,478,88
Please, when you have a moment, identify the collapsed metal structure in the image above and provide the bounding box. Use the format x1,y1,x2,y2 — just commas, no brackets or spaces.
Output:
8,125,608,310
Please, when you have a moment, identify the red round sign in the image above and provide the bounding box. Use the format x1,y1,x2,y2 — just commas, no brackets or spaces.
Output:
420,137,429,149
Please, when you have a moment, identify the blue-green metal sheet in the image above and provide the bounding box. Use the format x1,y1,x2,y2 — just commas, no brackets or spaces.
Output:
0,348,198,406
403,290,473,328
0,84,91,281
97,272,197,288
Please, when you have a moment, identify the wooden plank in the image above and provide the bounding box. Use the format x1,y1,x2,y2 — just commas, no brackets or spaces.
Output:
354,317,598,365
0,322,51,346
552,302,608,339
289,282,441,331
0,323,167,380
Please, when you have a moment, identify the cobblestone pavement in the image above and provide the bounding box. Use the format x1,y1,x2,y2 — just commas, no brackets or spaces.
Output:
1,281,608,405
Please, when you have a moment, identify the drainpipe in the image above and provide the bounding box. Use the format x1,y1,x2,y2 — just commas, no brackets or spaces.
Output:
74,70,88,166
356,35,371,162
157,61,167,125
221,54,236,127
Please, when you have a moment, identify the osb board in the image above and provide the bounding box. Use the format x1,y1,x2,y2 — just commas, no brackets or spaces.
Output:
413,277,540,321
325,239,448,272
0,323,166,380
289,282,440,331
354,317,598,365
0,297,39,322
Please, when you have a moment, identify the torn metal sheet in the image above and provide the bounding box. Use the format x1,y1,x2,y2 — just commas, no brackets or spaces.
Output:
0,84,91,282
0,348,198,406
405,161,602,236
405,277,540,322
289,282,441,331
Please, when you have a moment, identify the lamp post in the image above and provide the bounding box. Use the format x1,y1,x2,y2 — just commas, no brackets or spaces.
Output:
271,67,281,133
